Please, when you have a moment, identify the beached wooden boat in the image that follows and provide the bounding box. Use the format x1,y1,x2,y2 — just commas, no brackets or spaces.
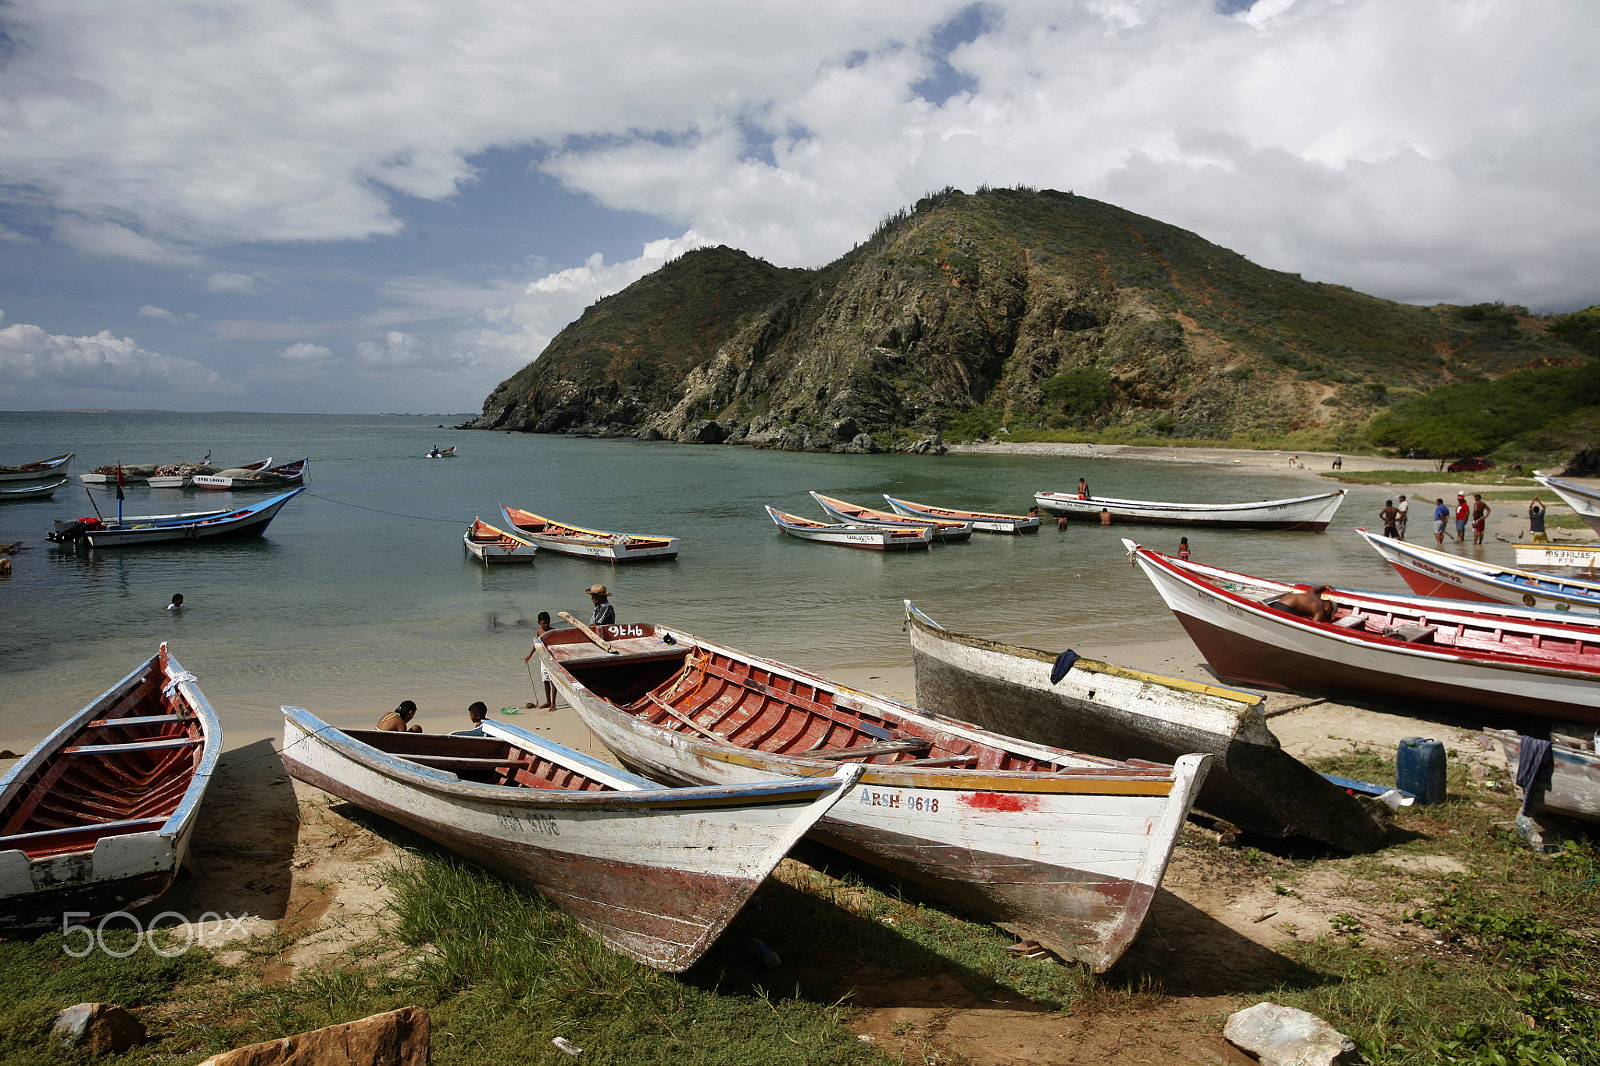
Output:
193,458,307,491
809,492,974,541
1535,473,1600,536
765,505,932,550
150,456,272,489
0,644,221,931
1125,540,1600,724
280,706,858,971
425,446,456,458
1357,527,1600,616
0,453,73,482
47,488,303,547
537,623,1211,971
903,602,1384,851
1484,728,1600,825
500,505,680,562
1035,488,1346,530
463,518,538,564
0,478,68,502
882,494,1039,534
1513,543,1600,571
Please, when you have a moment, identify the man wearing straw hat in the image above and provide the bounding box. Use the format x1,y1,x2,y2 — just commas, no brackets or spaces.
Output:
587,584,616,627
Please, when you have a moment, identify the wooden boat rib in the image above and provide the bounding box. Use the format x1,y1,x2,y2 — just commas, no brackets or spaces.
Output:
1125,539,1600,724
463,518,538,564
882,494,1039,534
765,505,932,551
47,487,303,547
500,505,680,562
1035,489,1346,531
0,644,221,930
903,602,1384,851
1535,473,1600,536
809,492,974,541
192,458,305,491
1484,728,1600,825
0,453,73,482
0,478,68,502
1357,527,1600,616
280,706,859,971
538,622,1211,971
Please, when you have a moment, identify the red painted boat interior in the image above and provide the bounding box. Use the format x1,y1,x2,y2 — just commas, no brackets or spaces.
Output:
0,669,202,858
347,729,613,793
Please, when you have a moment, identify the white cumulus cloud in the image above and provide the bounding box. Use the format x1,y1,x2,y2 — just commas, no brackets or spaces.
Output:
0,311,225,392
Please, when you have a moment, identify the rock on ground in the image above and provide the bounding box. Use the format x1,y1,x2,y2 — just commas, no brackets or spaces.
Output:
50,1003,147,1054
195,1006,430,1066
1224,1001,1359,1066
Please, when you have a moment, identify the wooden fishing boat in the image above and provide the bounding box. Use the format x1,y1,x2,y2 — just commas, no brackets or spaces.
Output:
1535,473,1600,536
1125,540,1600,724
500,505,680,562
463,518,538,564
0,644,221,931
424,446,456,458
1483,728,1600,825
1513,543,1600,571
47,488,303,547
0,478,68,502
150,456,272,489
280,706,858,971
881,494,1039,534
193,458,307,491
537,622,1211,971
903,602,1384,851
1035,488,1346,530
81,463,160,484
765,505,932,551
0,453,73,482
809,492,974,541
1357,527,1600,616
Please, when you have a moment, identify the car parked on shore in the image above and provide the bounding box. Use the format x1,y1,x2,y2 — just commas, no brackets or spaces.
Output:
1447,457,1496,473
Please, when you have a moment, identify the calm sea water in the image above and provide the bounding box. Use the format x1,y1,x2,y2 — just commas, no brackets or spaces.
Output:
0,411,1411,750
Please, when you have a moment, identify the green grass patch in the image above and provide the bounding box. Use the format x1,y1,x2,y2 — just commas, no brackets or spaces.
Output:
1325,470,1538,487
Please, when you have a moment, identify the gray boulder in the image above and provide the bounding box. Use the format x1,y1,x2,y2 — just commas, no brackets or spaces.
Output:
51,1003,146,1054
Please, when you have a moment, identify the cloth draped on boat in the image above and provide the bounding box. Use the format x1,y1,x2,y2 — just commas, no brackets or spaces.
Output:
1049,649,1081,685
1515,736,1554,816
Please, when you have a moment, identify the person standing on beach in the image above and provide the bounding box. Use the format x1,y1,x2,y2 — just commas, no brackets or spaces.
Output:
1396,495,1409,540
1432,499,1449,545
587,584,616,627
1472,494,1490,545
378,700,421,732
1529,496,1548,543
1454,494,1470,542
1379,500,1400,539
1332,455,1342,470
525,612,558,709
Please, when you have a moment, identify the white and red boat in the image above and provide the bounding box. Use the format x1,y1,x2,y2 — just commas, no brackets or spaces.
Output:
765,505,932,550
1036,488,1346,530
1125,540,1600,724
462,518,538,565
1357,527,1600,616
192,458,306,491
500,505,679,562
0,453,73,482
1513,543,1600,571
881,494,1039,534
538,622,1210,971
808,492,973,541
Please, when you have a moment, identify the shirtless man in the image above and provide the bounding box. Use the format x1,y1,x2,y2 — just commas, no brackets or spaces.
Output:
1278,585,1336,623
1472,494,1491,545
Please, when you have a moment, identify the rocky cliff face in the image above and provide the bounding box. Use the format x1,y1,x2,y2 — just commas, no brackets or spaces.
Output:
467,188,1586,450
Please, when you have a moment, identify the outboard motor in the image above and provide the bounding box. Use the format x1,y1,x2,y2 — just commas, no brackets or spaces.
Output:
48,517,102,543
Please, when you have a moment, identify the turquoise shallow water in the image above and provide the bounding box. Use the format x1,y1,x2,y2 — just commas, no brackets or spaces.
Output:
0,411,1414,749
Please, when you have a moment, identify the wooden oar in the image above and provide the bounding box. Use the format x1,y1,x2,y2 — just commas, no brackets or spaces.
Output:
558,611,618,654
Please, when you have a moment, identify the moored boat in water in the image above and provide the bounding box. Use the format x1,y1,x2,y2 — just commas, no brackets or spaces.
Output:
149,456,272,489
1035,488,1346,530
500,505,680,562
192,458,307,491
538,621,1211,971
279,705,859,971
0,644,222,930
0,453,74,482
0,478,68,502
1125,540,1600,724
48,488,304,547
1356,527,1600,616
809,492,973,541
903,602,1384,851
463,518,538,564
881,494,1039,534
765,505,932,550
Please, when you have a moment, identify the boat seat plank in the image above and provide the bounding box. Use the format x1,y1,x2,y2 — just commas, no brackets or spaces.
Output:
1380,623,1436,643
897,755,979,767
0,816,168,849
403,754,526,771
63,737,201,755
87,714,189,729
808,738,931,760
1333,614,1367,629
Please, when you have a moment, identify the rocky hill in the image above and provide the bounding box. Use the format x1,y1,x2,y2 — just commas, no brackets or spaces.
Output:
466,187,1591,451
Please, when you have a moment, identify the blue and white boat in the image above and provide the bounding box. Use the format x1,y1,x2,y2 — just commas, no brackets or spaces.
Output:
48,487,304,547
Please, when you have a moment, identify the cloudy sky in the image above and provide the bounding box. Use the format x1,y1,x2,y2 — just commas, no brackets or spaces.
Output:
0,0,1594,414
